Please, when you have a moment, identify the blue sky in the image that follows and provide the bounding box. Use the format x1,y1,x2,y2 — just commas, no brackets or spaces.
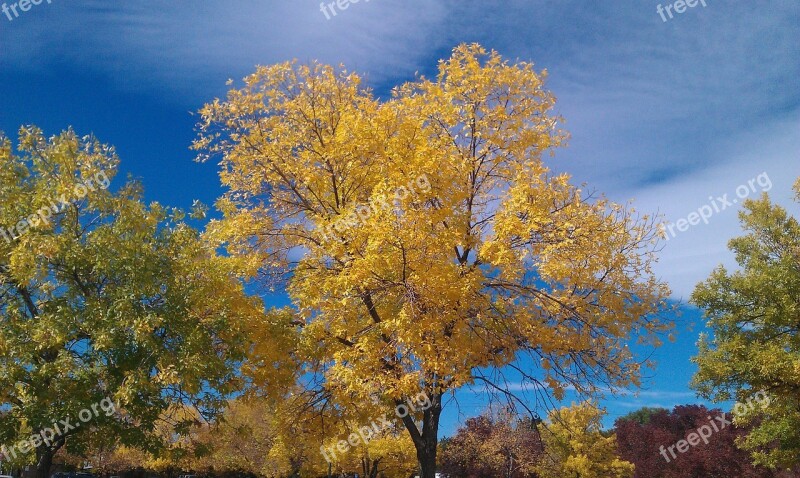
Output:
1,0,798,434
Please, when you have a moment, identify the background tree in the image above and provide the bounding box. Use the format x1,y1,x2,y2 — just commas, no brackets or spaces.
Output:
692,177,800,469
188,397,345,478
439,408,543,478
439,418,496,478
0,127,262,478
182,399,290,477
535,401,633,478
616,407,667,425
194,44,672,477
80,444,151,476
614,405,779,478
326,430,418,478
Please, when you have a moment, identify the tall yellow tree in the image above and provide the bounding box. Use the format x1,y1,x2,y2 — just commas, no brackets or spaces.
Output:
320,425,417,478
194,44,672,477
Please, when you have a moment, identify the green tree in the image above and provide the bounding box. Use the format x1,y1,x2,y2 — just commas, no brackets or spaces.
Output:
0,127,262,478
692,177,800,468
617,407,668,425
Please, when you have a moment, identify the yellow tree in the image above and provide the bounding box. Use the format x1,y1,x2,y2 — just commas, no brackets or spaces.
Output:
187,396,333,477
320,417,417,478
194,44,672,477
185,399,292,477
536,402,634,478
85,445,150,475
78,406,224,476
354,433,418,478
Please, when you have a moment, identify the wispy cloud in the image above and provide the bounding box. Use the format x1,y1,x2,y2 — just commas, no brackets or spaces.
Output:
0,0,450,99
473,382,697,400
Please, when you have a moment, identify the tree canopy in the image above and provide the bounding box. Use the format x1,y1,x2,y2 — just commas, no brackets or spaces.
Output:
193,43,673,477
535,402,633,478
439,408,542,478
615,405,780,478
692,177,800,469
0,127,262,478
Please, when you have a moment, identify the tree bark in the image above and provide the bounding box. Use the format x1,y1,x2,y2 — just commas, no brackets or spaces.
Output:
35,447,55,478
400,392,442,478
361,457,381,478
35,437,66,478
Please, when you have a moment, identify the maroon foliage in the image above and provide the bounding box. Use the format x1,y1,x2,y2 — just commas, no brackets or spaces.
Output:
614,405,780,478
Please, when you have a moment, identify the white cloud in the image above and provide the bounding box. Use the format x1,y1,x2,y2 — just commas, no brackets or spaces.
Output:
627,113,800,298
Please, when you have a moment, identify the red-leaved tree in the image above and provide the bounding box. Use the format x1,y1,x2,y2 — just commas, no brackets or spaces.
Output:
614,405,786,478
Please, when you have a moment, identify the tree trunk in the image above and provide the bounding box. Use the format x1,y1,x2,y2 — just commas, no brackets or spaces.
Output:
35,447,55,478
361,457,381,478
35,437,67,478
400,392,442,478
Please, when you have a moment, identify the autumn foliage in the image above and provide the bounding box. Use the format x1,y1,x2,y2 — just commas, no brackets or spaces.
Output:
692,179,800,469
193,43,672,477
439,409,543,478
5,43,796,478
614,405,795,478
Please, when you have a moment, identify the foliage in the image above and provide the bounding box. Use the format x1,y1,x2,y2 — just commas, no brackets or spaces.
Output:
0,127,262,477
691,178,800,468
535,402,633,478
183,399,293,477
75,396,417,478
615,405,779,478
617,407,668,425
325,430,418,478
193,43,672,477
439,408,542,478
